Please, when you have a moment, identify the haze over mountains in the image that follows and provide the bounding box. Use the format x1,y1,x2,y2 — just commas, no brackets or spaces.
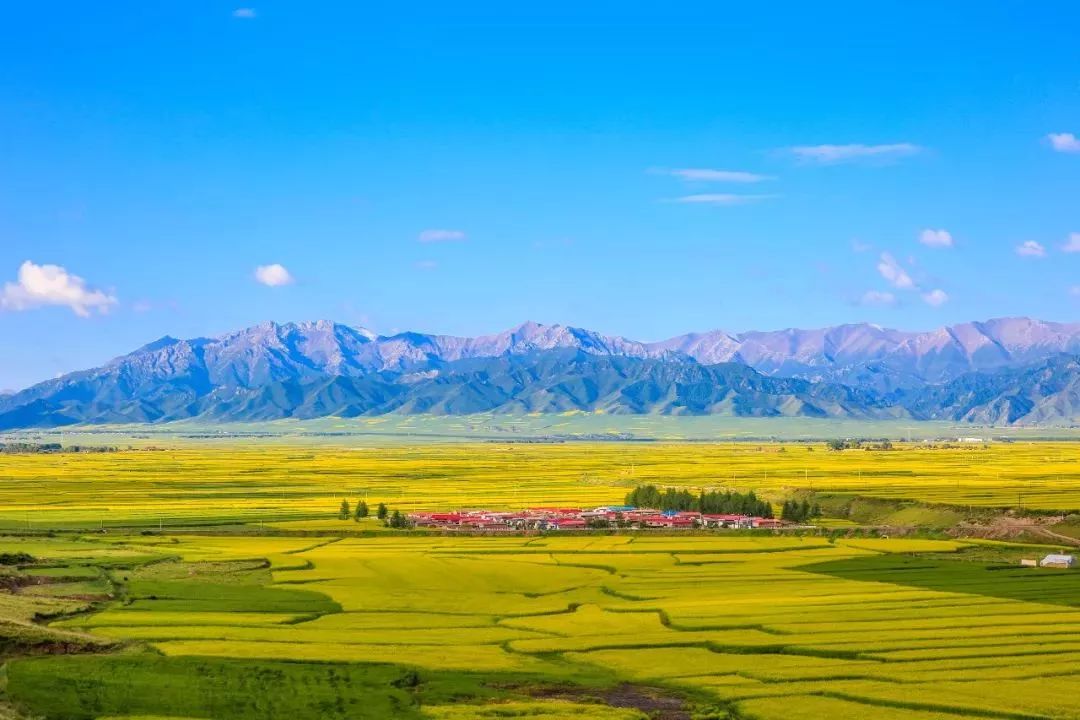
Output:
4,317,1080,428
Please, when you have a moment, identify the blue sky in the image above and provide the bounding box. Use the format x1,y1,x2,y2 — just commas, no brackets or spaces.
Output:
1,1,1079,389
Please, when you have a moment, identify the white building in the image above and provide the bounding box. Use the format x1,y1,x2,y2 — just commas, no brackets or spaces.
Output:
1039,554,1076,569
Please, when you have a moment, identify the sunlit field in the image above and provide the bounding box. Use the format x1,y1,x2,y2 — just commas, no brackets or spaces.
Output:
4,441,1080,530
6,532,1080,719
4,440,1080,718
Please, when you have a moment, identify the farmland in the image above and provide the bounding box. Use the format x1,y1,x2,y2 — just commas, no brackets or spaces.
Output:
4,532,1080,719
5,441,1080,531
3,439,1080,719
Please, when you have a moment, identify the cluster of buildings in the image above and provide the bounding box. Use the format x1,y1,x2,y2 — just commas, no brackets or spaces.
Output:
408,506,785,531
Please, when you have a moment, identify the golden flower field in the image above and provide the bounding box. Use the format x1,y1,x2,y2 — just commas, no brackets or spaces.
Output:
3,441,1080,531
2,440,1080,719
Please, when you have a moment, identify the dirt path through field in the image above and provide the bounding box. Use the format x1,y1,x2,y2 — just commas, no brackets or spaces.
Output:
960,515,1080,546
530,683,693,719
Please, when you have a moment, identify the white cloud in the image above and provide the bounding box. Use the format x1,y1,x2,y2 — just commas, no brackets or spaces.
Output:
232,8,257,18
1070,286,1080,298
922,289,949,307
671,193,775,205
876,252,915,289
788,143,921,164
254,263,294,287
1062,233,1080,253
1048,133,1080,153
919,229,953,248
660,168,772,183
851,239,873,253
1015,240,1046,258
414,260,438,270
869,251,949,305
0,261,117,318
418,229,466,243
859,290,896,306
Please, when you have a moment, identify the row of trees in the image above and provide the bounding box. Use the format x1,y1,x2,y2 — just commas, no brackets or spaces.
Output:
0,443,120,454
624,485,774,518
827,439,894,451
338,499,410,528
780,500,821,522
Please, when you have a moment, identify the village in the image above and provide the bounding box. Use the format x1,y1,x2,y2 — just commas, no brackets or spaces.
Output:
408,505,786,531
405,484,798,531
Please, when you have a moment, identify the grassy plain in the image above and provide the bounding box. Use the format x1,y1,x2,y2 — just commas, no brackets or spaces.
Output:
4,441,1080,531
14,414,1080,443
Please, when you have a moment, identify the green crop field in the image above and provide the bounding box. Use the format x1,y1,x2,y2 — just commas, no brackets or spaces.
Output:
4,530,1080,719
3,440,1080,719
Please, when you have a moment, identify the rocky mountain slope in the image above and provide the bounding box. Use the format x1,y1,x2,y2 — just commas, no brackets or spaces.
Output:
899,354,1080,425
3,318,1080,428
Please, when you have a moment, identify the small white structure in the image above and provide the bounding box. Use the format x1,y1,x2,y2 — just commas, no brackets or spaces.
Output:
1039,554,1076,569
1020,558,1038,568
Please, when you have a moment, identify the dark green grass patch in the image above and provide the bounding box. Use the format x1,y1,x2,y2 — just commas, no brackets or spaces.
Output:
5,655,422,719
119,559,341,614
802,552,1080,607
4,654,628,720
124,580,340,614
24,565,101,579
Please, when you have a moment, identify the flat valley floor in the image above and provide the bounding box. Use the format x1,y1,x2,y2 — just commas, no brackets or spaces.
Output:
2,440,1080,719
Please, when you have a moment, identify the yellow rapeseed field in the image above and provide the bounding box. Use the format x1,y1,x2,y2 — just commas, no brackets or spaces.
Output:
32,532,1080,720
3,441,1080,530
6,441,1080,718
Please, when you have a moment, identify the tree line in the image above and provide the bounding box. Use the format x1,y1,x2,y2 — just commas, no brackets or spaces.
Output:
0,443,120,454
338,499,410,528
625,485,774,518
827,439,894,451
780,499,821,522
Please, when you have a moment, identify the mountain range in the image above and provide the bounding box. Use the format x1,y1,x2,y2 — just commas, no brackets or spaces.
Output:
4,317,1080,428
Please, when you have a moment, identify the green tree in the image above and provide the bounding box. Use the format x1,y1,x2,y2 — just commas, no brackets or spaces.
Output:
376,502,388,520
338,499,350,520
354,500,369,521
388,510,409,529
628,484,778,519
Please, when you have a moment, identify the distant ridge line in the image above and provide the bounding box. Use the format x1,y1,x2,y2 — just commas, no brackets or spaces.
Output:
3,316,1080,428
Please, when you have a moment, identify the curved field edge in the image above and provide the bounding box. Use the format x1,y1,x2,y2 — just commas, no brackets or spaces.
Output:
7,529,1080,718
